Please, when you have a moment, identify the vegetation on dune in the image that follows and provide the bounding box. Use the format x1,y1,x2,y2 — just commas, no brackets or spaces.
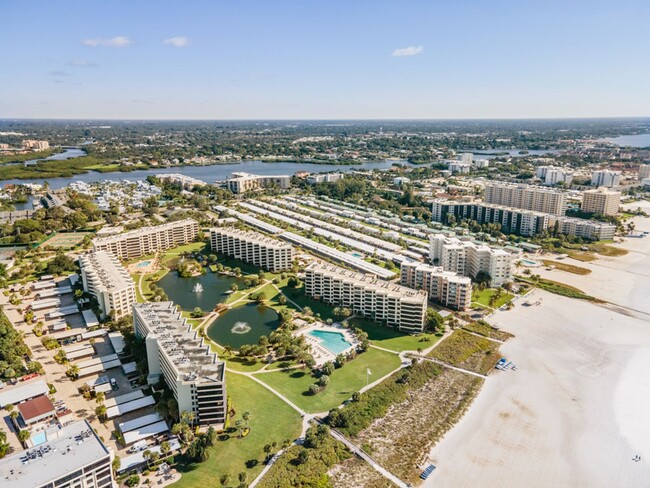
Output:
462,320,514,342
428,330,500,374
541,260,591,275
516,276,599,301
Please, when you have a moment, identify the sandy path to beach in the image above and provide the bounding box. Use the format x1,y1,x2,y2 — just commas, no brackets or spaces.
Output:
424,290,650,488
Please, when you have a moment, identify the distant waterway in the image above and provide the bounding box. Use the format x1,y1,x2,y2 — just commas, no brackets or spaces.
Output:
599,134,650,148
23,147,87,166
0,158,411,189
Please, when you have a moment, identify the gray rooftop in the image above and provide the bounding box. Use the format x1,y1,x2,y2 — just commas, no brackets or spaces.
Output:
0,419,111,487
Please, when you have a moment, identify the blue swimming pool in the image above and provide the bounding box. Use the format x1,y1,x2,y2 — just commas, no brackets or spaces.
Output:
309,330,353,354
135,260,152,268
31,431,47,446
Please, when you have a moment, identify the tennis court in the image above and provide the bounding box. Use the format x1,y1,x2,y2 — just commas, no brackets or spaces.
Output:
39,232,92,249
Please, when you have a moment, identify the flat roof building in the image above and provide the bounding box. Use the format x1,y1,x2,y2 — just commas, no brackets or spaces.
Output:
133,302,227,427
209,227,293,272
79,251,135,319
430,234,513,286
92,218,199,260
400,261,472,311
484,182,568,216
581,187,621,216
226,172,291,194
591,170,621,188
0,419,113,488
304,262,428,333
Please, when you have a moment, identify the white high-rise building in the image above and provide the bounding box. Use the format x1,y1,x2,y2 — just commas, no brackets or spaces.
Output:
429,234,513,286
226,172,291,193
638,164,650,180
581,188,621,216
0,419,114,488
93,219,199,259
79,251,136,319
448,161,472,174
536,166,573,186
484,181,567,215
591,170,621,188
304,262,428,333
459,153,473,164
209,227,293,272
400,261,472,311
134,302,227,426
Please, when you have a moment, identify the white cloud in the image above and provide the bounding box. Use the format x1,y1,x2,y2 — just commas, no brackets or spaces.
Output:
50,70,71,77
391,46,424,57
163,36,190,48
82,36,132,47
68,60,97,67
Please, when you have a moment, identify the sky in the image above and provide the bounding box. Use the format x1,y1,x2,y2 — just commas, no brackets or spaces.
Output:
1,0,649,120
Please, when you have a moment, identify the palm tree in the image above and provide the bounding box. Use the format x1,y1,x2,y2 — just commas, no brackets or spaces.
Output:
95,392,105,405
235,419,244,438
160,441,171,458
66,364,79,379
242,411,251,430
223,345,233,358
18,430,30,446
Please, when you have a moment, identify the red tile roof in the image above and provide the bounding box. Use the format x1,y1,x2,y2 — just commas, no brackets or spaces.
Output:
17,395,55,422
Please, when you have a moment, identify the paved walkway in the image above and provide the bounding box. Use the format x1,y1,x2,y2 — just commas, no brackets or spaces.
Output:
412,354,488,379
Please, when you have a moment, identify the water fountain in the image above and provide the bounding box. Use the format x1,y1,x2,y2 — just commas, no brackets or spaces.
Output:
231,321,252,334
192,283,203,293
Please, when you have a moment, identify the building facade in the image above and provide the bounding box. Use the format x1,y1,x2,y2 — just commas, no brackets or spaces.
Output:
210,227,293,272
429,234,513,286
133,302,227,427
79,251,135,319
581,188,621,216
0,420,113,488
484,182,568,215
400,261,472,311
226,172,291,193
535,165,574,186
304,262,427,333
307,173,344,184
639,164,650,180
591,170,621,188
92,218,199,259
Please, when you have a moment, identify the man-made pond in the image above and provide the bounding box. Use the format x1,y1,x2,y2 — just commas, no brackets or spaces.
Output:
157,271,245,311
207,302,280,348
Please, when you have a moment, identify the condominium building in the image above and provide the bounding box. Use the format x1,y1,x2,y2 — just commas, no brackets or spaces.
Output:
22,139,50,150
448,161,471,174
484,182,568,215
133,302,227,427
209,227,293,272
536,165,573,186
155,173,207,188
431,200,549,237
581,188,621,216
458,153,473,164
307,173,344,184
429,234,513,286
304,262,428,333
93,218,199,259
400,261,472,311
639,164,650,180
226,172,291,194
591,170,621,188
79,251,135,319
431,200,614,240
0,419,113,488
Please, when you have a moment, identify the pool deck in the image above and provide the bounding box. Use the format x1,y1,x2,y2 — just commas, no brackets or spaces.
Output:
295,322,358,366
127,258,159,275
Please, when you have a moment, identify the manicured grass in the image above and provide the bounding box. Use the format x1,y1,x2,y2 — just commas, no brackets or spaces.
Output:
471,288,514,309
541,259,591,275
173,373,302,488
164,241,207,257
224,356,269,373
428,329,500,374
257,347,402,413
348,317,438,352
278,282,337,320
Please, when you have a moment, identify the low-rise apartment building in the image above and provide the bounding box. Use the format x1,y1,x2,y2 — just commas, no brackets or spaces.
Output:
581,187,621,216
93,218,199,259
0,419,113,488
226,172,291,194
133,302,226,427
209,227,293,272
484,182,568,215
79,251,135,319
429,234,513,286
400,261,472,311
304,262,427,333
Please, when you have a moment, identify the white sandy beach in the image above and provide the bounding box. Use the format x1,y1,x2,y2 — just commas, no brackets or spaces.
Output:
425,208,650,487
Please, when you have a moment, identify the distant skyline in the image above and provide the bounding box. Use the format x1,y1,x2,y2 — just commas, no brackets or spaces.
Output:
2,0,650,120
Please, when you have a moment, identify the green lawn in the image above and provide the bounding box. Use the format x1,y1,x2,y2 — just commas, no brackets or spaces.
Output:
172,373,302,488
471,288,514,309
348,317,438,352
257,347,402,413
164,241,208,257
278,282,337,320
